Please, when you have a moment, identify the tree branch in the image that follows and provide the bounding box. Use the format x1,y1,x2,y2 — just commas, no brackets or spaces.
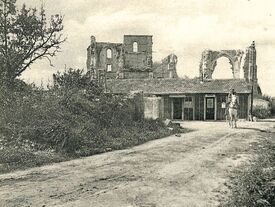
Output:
15,37,66,77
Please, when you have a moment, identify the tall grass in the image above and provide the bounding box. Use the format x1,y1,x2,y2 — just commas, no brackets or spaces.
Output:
223,134,275,207
0,70,179,173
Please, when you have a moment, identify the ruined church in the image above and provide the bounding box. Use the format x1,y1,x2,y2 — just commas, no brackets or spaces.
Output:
86,35,178,80
86,35,260,121
199,41,259,94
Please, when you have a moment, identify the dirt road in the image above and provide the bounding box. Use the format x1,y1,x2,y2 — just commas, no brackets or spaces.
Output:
0,121,274,207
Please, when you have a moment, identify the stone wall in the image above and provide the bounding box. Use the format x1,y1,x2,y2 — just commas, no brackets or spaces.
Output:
153,54,178,78
96,42,123,74
198,42,260,96
144,97,164,120
86,36,97,78
86,35,180,80
199,49,244,80
87,35,156,79
128,91,144,121
86,36,123,79
123,35,153,71
199,42,257,84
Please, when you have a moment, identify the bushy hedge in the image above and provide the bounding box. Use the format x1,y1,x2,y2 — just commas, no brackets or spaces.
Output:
259,94,275,116
253,106,271,119
0,70,178,172
0,86,138,154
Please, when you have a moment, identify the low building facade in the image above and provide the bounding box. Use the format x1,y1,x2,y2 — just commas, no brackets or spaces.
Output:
107,78,252,121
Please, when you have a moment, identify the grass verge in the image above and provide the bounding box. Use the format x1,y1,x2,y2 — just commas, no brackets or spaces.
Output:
0,121,184,174
223,132,275,207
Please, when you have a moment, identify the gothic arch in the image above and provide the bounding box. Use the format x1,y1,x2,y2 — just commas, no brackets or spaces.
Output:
106,48,112,59
200,49,244,80
212,53,235,72
212,55,235,79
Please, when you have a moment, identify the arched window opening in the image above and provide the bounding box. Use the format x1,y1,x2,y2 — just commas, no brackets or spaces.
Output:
212,57,234,79
106,48,112,58
133,42,138,52
107,64,112,72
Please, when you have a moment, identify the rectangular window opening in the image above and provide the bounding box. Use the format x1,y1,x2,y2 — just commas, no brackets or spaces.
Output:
107,64,112,72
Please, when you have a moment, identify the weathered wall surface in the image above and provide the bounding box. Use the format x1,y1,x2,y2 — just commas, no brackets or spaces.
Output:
199,49,244,80
144,97,164,120
199,42,260,96
86,37,123,78
123,35,152,54
128,91,144,121
96,43,123,72
153,54,178,78
123,35,153,71
124,53,148,71
199,42,258,84
87,35,158,79
163,96,172,119
86,36,97,78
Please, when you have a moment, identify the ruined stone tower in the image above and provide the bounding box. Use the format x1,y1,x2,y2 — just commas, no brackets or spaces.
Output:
246,41,257,83
86,35,154,79
86,36,97,77
86,35,178,80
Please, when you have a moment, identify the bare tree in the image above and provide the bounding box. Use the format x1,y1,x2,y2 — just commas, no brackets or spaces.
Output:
0,0,66,87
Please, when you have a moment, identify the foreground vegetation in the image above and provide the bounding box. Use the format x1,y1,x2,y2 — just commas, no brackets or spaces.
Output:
223,131,275,207
253,94,275,119
0,69,182,173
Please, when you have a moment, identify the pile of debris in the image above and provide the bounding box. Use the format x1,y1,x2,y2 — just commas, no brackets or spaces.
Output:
163,119,182,137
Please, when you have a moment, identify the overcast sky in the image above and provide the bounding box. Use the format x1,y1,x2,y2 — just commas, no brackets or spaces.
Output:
18,0,275,96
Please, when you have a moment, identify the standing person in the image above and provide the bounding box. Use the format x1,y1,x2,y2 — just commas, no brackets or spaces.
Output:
227,89,239,128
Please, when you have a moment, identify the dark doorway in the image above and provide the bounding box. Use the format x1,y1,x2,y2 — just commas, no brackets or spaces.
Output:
173,98,182,119
206,97,215,120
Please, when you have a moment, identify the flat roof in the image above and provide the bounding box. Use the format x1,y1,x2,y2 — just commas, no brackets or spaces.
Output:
107,78,252,95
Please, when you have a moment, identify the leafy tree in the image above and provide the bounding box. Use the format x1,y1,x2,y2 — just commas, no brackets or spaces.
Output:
53,68,103,98
0,0,66,87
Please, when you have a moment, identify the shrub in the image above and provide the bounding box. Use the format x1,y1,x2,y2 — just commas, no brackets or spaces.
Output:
0,69,180,172
259,94,275,116
0,81,172,154
253,106,271,119
52,68,103,99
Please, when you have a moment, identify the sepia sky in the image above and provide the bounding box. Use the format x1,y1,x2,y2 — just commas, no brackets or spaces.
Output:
18,0,275,96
